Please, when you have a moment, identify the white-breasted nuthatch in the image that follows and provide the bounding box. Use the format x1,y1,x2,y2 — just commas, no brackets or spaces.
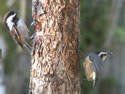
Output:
83,51,112,87
3,10,31,53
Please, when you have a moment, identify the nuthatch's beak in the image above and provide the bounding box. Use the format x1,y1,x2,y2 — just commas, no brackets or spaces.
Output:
107,52,112,55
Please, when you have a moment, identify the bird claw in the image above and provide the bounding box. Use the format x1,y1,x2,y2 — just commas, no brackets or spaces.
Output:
28,34,35,40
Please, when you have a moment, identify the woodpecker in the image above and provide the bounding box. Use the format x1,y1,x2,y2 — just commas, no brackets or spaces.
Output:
83,51,112,87
3,10,31,53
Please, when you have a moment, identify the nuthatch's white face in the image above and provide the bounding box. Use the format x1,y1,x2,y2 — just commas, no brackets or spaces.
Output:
98,51,112,62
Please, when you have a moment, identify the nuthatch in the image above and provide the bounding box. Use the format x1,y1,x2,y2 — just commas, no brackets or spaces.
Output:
3,10,31,53
83,51,112,87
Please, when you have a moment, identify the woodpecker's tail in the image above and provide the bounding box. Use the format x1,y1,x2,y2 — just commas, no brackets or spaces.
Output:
24,43,32,53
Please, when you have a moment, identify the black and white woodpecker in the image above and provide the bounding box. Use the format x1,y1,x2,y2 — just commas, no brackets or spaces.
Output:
3,10,31,53
83,51,112,87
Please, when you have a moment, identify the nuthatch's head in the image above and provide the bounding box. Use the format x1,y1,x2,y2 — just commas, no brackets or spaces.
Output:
96,51,112,62
83,51,112,87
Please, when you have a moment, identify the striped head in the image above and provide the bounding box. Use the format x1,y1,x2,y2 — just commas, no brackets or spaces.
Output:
96,51,112,62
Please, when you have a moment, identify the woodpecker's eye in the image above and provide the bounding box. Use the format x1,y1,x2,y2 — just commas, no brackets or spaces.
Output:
89,55,94,61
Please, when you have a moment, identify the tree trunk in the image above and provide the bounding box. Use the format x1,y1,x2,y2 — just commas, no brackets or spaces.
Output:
29,0,80,94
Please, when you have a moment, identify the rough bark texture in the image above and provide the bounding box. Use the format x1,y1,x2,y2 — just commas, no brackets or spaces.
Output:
29,0,80,94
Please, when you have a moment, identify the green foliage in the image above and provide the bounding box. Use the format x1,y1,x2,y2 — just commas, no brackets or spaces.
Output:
0,0,31,75
0,1,18,74
0,1,8,15
80,0,111,51
114,27,125,42
98,77,116,94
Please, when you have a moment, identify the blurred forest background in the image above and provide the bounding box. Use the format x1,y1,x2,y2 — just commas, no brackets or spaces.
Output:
0,0,125,94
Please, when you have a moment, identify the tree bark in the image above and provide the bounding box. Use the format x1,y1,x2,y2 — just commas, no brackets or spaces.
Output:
29,0,80,94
